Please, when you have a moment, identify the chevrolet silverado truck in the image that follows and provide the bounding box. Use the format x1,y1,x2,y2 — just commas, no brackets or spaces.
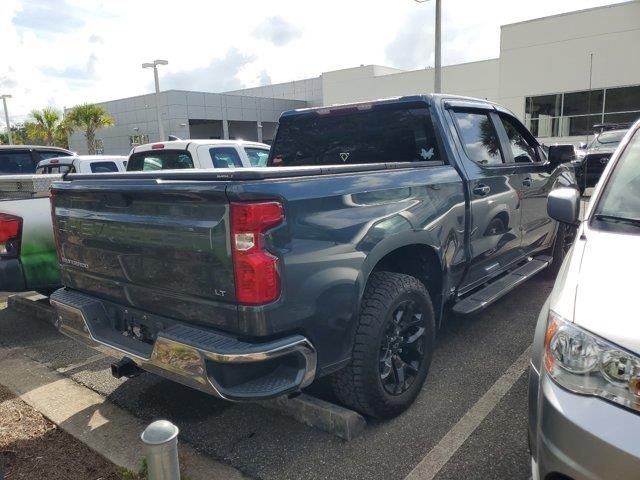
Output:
49,95,577,418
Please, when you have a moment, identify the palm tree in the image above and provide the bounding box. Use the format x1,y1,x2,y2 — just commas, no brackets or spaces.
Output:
66,103,114,154
25,107,63,146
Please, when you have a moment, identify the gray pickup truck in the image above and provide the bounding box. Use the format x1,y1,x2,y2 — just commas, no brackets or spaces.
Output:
50,95,577,418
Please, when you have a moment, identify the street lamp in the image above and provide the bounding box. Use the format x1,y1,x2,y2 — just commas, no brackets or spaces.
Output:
1,94,12,145
142,59,168,141
414,0,442,93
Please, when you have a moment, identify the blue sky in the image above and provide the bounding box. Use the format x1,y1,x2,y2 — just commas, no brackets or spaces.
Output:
0,0,630,125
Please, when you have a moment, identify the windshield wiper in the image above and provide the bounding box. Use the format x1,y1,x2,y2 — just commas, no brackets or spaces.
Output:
594,214,640,227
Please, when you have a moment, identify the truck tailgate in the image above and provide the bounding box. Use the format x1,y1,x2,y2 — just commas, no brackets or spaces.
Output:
52,178,237,330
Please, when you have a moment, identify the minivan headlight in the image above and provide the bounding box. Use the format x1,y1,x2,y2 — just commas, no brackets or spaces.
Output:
544,311,640,412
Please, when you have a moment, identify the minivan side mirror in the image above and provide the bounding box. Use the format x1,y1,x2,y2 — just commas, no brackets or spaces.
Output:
548,144,576,166
547,188,580,225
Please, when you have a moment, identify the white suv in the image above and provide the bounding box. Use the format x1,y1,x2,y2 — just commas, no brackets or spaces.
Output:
127,140,270,171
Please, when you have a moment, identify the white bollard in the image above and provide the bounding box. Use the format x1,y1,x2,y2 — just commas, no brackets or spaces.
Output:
141,420,181,480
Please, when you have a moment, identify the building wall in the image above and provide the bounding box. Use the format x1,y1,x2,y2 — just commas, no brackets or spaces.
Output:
68,90,305,155
226,77,323,106
498,0,640,120
321,60,500,106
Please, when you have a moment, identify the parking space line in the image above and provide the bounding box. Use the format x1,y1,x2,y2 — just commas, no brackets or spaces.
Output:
404,346,532,480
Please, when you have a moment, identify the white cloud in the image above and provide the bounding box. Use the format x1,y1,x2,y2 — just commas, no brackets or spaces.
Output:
0,0,630,129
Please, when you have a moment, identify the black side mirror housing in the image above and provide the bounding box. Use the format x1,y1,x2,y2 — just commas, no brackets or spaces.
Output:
548,144,576,166
547,188,580,226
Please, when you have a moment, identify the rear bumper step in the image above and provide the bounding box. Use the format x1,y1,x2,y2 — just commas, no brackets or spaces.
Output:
453,256,551,315
49,288,317,401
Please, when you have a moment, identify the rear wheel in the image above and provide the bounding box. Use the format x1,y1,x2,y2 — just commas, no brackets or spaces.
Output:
331,271,435,419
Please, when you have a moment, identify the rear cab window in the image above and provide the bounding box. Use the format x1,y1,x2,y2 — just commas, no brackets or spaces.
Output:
269,105,444,166
90,161,119,173
37,164,74,174
0,150,37,174
209,147,243,168
127,150,194,171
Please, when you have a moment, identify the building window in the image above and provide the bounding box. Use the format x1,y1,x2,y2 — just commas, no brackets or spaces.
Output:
605,85,640,113
129,134,149,147
525,84,640,138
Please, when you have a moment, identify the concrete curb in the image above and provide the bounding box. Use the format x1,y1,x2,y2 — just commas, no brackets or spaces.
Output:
8,292,57,324
0,347,247,480
8,294,368,441
260,394,366,441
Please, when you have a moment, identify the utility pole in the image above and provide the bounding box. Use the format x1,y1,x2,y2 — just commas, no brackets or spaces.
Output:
414,0,442,93
142,60,168,141
1,95,12,145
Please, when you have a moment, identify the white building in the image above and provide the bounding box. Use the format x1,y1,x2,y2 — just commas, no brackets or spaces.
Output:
70,1,640,154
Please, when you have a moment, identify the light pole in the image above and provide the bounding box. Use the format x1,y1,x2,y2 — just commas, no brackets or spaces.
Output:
142,59,168,141
414,0,442,93
1,94,12,145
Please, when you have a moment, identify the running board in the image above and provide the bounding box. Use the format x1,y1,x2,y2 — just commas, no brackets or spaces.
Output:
452,256,552,315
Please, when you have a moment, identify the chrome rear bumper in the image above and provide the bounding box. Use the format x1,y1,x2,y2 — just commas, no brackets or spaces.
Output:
50,288,317,401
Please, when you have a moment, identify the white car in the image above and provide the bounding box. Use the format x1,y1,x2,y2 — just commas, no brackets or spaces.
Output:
126,139,270,171
36,155,128,174
529,119,640,480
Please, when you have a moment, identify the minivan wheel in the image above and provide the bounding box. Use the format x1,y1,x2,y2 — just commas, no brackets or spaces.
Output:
331,271,435,419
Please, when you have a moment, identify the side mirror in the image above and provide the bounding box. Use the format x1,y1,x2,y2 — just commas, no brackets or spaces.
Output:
579,142,587,150
547,188,580,225
548,144,576,165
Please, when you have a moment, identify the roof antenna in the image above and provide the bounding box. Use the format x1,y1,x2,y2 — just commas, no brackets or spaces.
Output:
167,135,180,141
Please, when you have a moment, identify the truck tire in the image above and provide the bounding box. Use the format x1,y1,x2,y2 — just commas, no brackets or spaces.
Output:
544,223,577,279
331,271,435,419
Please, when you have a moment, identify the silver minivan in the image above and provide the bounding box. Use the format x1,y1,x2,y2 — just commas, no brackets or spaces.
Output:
529,119,640,479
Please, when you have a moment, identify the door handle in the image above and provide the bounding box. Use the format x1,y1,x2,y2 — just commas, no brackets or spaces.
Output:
522,177,532,187
473,184,491,196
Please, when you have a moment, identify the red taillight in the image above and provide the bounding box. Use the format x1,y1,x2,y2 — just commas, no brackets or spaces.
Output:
151,143,165,150
0,213,22,258
230,201,284,305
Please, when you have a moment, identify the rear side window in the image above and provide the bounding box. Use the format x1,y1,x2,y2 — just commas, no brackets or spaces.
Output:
452,111,504,166
90,161,119,173
0,151,36,174
244,147,270,167
209,147,243,168
127,150,194,171
269,107,443,166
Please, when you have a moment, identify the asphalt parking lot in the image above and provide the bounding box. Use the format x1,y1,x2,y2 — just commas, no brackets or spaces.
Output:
0,273,552,480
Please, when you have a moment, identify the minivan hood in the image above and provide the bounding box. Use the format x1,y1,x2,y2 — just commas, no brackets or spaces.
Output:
573,227,640,355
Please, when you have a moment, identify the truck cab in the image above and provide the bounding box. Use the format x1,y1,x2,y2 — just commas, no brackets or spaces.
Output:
127,140,270,171
36,155,128,174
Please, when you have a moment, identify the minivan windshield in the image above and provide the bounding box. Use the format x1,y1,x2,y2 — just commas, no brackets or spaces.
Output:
593,128,640,226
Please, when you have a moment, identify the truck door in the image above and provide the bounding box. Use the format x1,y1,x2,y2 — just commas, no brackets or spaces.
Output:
494,113,555,255
449,108,524,293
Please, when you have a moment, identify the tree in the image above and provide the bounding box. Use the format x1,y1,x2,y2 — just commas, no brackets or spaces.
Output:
0,125,27,145
25,107,64,146
66,103,114,154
